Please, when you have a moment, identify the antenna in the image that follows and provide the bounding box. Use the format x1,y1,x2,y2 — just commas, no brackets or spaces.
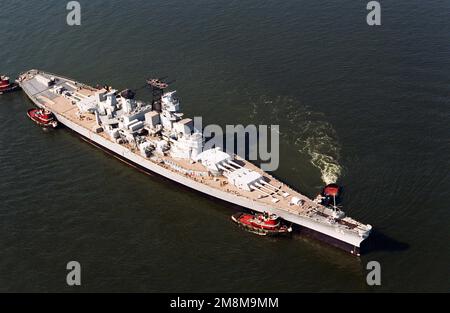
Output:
146,78,170,113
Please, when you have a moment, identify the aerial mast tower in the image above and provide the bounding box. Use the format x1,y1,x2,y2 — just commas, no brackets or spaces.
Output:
146,78,169,113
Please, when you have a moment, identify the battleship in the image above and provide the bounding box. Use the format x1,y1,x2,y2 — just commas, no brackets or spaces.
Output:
18,69,372,256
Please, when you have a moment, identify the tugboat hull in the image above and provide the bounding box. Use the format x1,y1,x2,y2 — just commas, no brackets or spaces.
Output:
0,83,20,95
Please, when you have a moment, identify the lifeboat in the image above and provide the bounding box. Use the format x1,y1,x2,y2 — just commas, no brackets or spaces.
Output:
319,183,342,207
0,75,20,94
27,108,58,128
231,212,292,236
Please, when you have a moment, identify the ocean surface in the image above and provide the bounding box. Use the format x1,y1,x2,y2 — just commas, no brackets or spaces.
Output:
0,0,449,292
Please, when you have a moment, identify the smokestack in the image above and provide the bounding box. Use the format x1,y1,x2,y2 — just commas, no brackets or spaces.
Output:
152,100,162,113
147,78,168,113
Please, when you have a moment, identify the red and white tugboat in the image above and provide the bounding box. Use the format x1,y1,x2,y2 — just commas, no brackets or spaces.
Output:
315,183,342,208
27,108,58,128
231,211,292,236
0,75,20,94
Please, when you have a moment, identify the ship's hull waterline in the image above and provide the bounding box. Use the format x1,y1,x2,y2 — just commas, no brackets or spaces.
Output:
20,71,369,256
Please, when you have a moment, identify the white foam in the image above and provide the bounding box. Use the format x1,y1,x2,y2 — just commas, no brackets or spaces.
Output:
249,95,342,184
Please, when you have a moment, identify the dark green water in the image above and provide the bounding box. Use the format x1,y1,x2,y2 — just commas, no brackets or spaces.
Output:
0,1,449,292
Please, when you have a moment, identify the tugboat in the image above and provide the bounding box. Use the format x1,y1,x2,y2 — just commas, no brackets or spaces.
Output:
27,108,58,128
231,211,292,236
322,183,342,206
315,183,342,207
0,75,20,94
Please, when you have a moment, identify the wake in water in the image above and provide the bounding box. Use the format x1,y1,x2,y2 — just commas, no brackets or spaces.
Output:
249,95,342,185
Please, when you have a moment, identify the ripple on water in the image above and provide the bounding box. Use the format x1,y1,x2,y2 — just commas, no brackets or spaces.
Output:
250,95,342,185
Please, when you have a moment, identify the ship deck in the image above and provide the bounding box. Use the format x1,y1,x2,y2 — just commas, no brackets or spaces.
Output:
19,70,367,234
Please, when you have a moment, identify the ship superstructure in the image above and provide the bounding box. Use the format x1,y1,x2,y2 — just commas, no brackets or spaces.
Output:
18,69,372,255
